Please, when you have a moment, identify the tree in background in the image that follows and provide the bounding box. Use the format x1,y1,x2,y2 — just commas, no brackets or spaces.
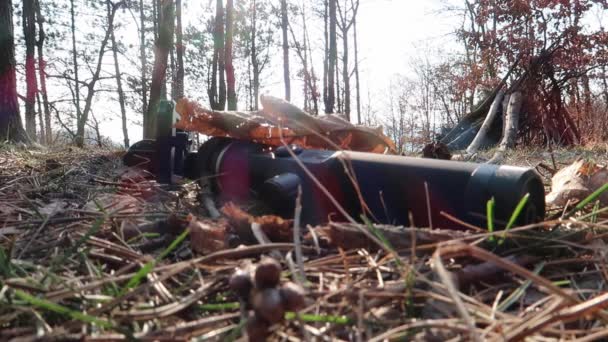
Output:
0,0,29,143
208,0,226,110
280,0,291,102
35,0,52,144
145,0,174,138
174,0,185,100
23,0,38,141
109,1,129,148
336,0,358,121
225,0,237,110
454,0,608,145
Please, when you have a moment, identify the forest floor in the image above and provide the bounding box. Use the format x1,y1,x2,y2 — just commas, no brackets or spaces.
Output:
1,143,608,341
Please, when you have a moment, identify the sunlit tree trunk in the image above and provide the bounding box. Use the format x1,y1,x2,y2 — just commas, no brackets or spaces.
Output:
175,0,184,99
326,0,337,113
280,0,291,102
23,0,38,140
110,3,129,148
35,0,51,144
225,0,237,110
70,0,82,135
138,0,148,117
353,4,361,124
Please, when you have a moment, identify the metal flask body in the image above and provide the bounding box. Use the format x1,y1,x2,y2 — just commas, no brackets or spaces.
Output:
197,137,545,229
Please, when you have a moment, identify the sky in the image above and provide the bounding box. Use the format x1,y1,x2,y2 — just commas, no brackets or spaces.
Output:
100,0,463,144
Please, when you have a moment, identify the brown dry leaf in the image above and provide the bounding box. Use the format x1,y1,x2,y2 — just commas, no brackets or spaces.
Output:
221,202,293,243
189,217,229,254
175,96,397,154
546,159,608,207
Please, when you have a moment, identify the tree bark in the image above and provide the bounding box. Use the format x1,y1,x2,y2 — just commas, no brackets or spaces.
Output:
0,0,28,143
280,0,291,102
352,3,361,124
23,0,38,141
110,3,129,148
488,91,522,164
35,0,51,144
70,0,82,133
342,27,350,121
138,0,148,116
322,0,329,112
36,91,44,143
326,0,337,113
251,0,259,110
145,0,174,139
225,0,237,110
175,0,184,100
466,89,504,154
208,0,226,110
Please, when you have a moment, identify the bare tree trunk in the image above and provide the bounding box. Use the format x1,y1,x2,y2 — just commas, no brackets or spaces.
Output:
225,0,237,110
23,0,38,141
138,0,148,116
488,91,522,164
169,45,176,99
175,0,184,100
217,0,226,110
145,0,174,139
110,4,129,148
0,0,28,143
280,0,291,102
208,0,226,110
75,1,122,147
352,3,361,124
35,0,51,144
70,0,82,134
341,28,350,121
466,89,504,154
322,0,329,112
251,0,259,110
36,92,45,144
326,0,337,113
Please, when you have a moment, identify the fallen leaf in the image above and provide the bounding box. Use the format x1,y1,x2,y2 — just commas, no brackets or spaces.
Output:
221,202,293,243
189,217,229,254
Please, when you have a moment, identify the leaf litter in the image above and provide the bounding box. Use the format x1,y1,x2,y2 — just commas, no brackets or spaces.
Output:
2,143,608,341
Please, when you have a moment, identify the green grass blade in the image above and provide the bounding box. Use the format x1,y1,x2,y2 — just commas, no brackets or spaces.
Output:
285,312,351,324
591,201,600,224
360,215,403,267
499,193,530,245
487,197,495,242
198,302,241,311
121,228,190,294
13,289,114,329
497,261,545,312
566,182,608,218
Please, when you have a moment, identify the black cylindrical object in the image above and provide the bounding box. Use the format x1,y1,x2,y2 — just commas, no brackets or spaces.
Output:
197,138,545,229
